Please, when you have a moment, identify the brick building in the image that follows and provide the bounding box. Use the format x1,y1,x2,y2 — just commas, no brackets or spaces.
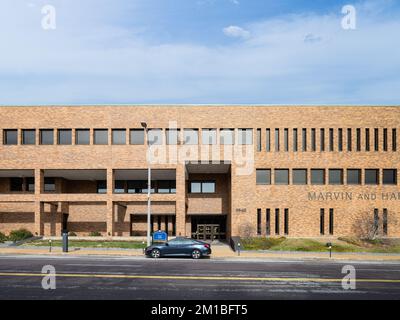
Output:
0,105,399,239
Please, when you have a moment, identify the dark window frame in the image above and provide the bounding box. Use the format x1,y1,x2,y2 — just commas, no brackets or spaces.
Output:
3,129,18,145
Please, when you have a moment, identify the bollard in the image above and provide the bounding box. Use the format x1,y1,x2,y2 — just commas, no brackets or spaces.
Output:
62,232,69,253
326,242,332,258
49,239,52,253
237,243,241,256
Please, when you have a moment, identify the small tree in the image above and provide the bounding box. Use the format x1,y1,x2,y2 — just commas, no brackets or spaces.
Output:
353,211,398,240
239,222,255,239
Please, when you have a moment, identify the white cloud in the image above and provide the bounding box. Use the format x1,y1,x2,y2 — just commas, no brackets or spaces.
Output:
223,25,250,39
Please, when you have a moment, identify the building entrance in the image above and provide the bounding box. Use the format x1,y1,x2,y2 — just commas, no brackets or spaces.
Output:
191,216,227,240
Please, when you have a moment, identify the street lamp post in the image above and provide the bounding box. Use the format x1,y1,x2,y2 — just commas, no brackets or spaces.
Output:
141,122,152,247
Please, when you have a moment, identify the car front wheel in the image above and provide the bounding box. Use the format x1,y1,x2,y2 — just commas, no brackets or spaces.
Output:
151,249,161,258
191,249,201,259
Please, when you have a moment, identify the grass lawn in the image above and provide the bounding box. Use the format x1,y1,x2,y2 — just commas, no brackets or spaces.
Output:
240,237,400,253
27,240,147,249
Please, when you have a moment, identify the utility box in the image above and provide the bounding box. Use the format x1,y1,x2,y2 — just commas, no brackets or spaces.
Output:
62,232,69,253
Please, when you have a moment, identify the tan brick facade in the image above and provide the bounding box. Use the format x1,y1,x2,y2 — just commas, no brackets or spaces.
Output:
0,105,399,239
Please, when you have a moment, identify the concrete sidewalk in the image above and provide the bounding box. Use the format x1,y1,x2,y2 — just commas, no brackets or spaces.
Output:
1,245,400,262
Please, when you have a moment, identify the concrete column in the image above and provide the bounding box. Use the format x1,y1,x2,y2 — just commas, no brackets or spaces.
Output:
106,169,115,237
176,164,186,237
167,218,173,236
34,169,44,195
34,201,44,236
106,201,115,237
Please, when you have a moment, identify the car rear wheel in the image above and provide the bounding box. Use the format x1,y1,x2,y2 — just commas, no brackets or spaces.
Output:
151,249,161,258
191,249,201,259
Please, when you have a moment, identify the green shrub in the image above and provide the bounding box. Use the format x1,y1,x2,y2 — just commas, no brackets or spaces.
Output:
0,232,8,243
88,231,102,237
68,232,77,237
8,229,33,242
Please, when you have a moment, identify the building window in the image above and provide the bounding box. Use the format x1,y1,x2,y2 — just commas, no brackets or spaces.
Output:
347,169,361,185
374,128,379,151
3,129,18,145
112,129,126,145
58,129,72,145
365,128,370,151
383,169,397,185
114,180,126,193
44,178,56,192
10,178,23,192
76,129,90,145
266,209,271,236
383,129,388,151
97,180,107,194
347,128,352,152
311,169,325,185
275,129,280,152
284,128,289,152
157,180,176,194
329,169,343,185
365,169,379,185
383,209,388,236
338,128,343,152
392,129,397,152
257,209,262,235
284,209,289,235
311,128,316,151
275,209,280,235
40,129,54,145
275,169,289,185
238,129,253,145
329,129,334,152
148,129,163,145
166,129,179,145
94,129,108,145
293,128,298,152
127,180,147,194
202,129,217,145
256,129,261,151
266,129,271,152
220,129,234,145
329,209,334,235
190,181,215,193
320,208,325,235
357,128,361,151
320,128,325,151
293,169,307,185
374,208,379,232
130,129,145,145
22,129,36,145
26,177,35,192
256,169,271,185
202,182,216,193
183,129,198,145
302,128,307,151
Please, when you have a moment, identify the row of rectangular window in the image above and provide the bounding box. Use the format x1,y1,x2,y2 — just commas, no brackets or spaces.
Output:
257,208,289,236
97,180,176,194
258,128,397,152
256,169,397,185
374,208,389,236
9,177,55,192
2,128,254,146
320,209,334,235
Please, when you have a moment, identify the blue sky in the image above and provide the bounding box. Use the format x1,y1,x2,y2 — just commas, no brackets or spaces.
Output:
0,0,399,105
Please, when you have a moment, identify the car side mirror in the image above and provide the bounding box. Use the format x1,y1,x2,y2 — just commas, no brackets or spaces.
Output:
165,242,169,246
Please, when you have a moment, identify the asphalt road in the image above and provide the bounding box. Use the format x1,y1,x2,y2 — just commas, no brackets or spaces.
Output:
0,255,399,300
